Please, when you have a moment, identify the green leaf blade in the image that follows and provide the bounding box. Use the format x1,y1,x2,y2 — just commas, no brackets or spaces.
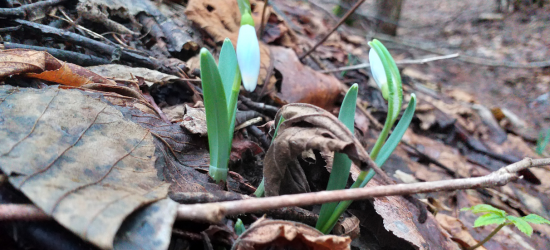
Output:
461,204,507,217
474,213,506,227
200,48,231,183
237,0,251,15
507,216,533,236
522,214,550,225
316,84,358,232
218,38,239,107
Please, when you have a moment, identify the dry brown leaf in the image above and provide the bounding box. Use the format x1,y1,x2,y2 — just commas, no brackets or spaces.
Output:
0,86,169,249
181,104,208,136
263,103,380,196
232,217,351,250
271,46,342,110
332,215,361,240
435,213,485,250
0,49,115,86
88,64,180,87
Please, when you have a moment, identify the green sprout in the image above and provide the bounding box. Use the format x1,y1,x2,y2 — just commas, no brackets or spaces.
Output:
200,39,241,183
316,83,358,231
536,128,550,155
235,218,246,235
461,204,550,249
316,39,417,234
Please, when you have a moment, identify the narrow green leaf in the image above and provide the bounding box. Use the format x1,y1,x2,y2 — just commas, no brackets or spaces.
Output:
536,128,550,155
316,84,358,231
218,38,239,107
522,214,550,225
474,213,507,227
200,48,230,183
462,204,507,217
507,215,533,236
235,218,246,235
375,94,417,167
237,0,251,15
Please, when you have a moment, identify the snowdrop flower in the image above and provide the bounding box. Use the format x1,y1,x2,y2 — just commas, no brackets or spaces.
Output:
369,48,391,100
236,12,260,92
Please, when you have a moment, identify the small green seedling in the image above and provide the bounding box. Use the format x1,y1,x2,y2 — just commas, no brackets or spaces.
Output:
200,39,241,183
461,204,550,249
316,39,417,234
536,128,550,155
235,218,246,235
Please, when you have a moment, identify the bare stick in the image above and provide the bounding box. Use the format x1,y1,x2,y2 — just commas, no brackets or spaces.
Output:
320,53,459,73
299,0,366,60
2,158,549,223
176,158,550,223
0,204,49,220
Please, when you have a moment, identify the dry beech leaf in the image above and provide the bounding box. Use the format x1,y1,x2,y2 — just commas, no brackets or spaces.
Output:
232,217,351,250
271,46,341,110
0,86,169,249
264,103,379,196
0,49,115,86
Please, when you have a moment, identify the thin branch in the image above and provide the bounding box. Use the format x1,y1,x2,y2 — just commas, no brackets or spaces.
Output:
299,0,366,60
0,0,66,18
2,158,549,223
176,158,550,223
0,204,49,220
320,53,459,73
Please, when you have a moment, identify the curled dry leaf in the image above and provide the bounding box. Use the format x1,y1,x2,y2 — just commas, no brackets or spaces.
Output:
232,217,351,250
0,86,169,250
0,49,115,86
264,103,380,196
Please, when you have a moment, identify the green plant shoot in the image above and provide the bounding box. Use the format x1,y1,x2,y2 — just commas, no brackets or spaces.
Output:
316,84,358,231
536,128,550,155
461,204,550,249
235,218,246,235
254,116,285,197
317,39,415,234
200,39,241,183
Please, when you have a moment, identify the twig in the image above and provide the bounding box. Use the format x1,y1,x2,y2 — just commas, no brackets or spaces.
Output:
320,53,459,73
2,42,110,66
175,158,550,223
258,0,269,40
374,33,550,69
14,19,160,70
0,204,49,220
0,0,65,18
299,0,366,60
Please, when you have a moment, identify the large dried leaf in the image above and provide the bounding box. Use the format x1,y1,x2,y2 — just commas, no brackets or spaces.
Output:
263,103,379,196
88,64,180,87
0,86,169,249
271,46,342,110
232,217,351,250
0,49,115,86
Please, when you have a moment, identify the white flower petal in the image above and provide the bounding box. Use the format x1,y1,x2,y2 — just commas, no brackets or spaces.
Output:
237,25,261,92
369,48,387,90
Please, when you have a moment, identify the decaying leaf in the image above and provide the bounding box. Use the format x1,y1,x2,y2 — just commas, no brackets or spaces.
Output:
181,104,207,136
88,64,180,87
435,213,485,250
232,217,351,250
271,46,342,110
264,103,381,196
0,86,169,250
0,49,115,86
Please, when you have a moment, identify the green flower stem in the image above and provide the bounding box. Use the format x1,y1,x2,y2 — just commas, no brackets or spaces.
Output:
467,223,509,250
